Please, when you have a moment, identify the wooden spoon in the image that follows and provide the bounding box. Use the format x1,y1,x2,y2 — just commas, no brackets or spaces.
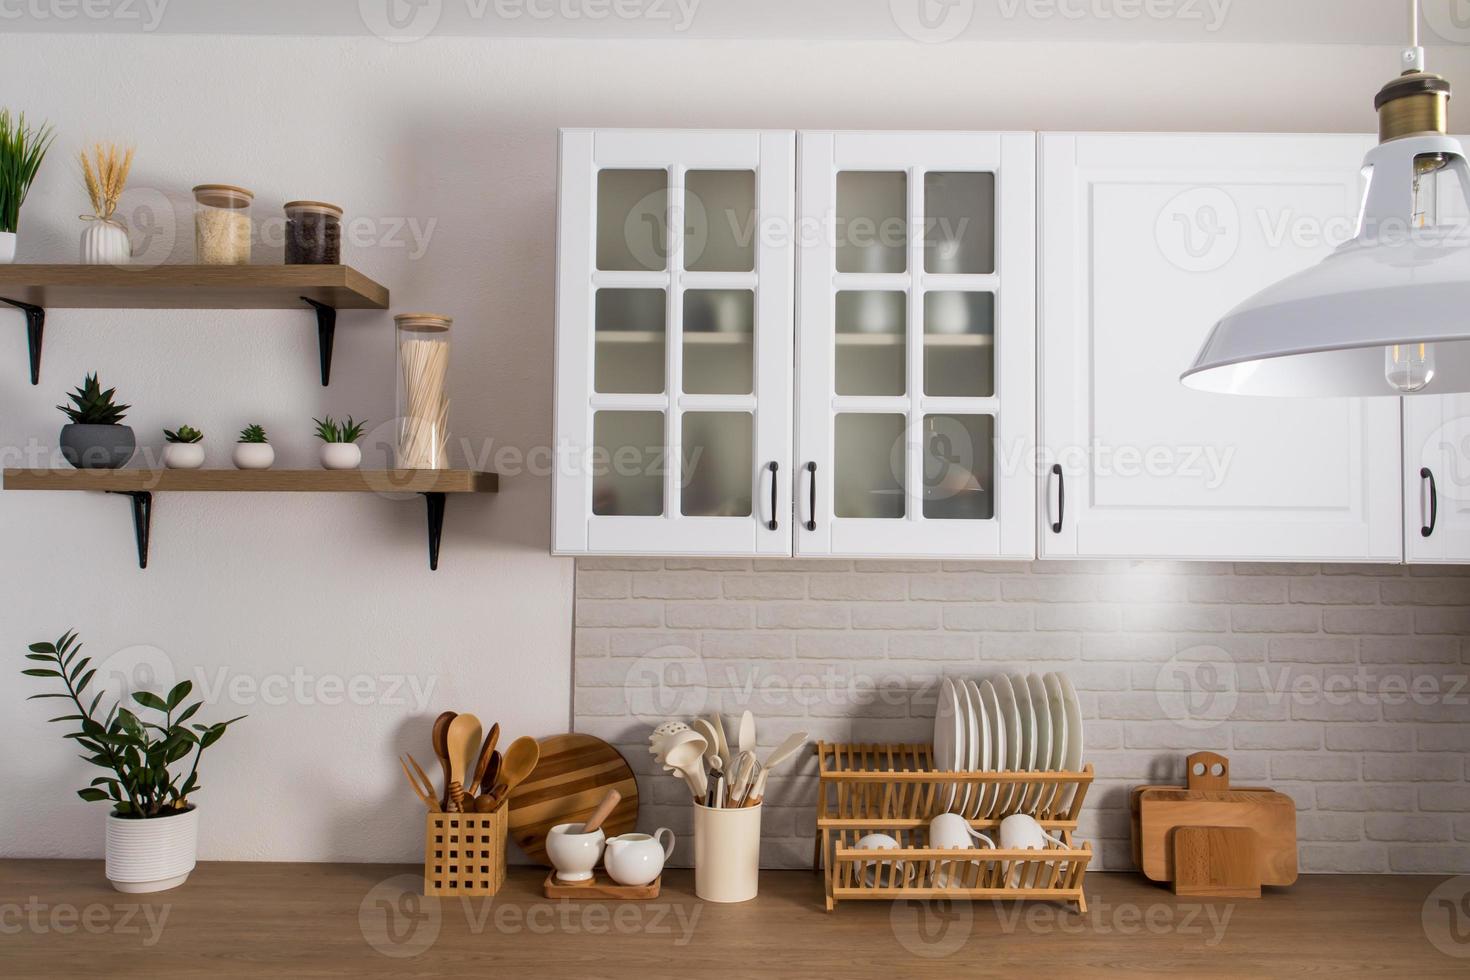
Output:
430,710,456,810
486,736,540,811
479,750,502,796
445,713,483,812
580,789,622,835
471,723,501,792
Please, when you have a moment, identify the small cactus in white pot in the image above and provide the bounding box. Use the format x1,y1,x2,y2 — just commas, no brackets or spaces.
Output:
314,415,365,470
232,423,274,469
161,425,204,469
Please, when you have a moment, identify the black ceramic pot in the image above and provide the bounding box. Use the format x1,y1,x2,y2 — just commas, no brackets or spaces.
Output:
60,424,136,469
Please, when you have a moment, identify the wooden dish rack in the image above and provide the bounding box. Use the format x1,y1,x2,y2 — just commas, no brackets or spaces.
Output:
814,742,1094,912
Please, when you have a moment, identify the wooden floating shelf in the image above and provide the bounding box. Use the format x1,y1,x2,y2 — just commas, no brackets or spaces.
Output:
3,468,497,570
0,264,390,386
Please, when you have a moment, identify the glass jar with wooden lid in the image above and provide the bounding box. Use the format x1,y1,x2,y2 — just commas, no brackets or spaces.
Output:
396,313,453,470
192,184,253,265
283,200,343,265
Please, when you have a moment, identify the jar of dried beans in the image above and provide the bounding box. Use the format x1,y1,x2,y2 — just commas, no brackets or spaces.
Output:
283,200,343,265
192,184,253,265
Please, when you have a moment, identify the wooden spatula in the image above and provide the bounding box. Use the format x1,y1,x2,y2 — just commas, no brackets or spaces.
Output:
445,713,482,812
472,723,501,792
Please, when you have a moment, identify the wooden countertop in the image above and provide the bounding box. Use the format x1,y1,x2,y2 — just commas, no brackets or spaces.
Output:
0,862,1460,978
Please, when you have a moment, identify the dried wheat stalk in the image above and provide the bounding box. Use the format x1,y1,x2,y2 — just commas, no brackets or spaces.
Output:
79,142,134,221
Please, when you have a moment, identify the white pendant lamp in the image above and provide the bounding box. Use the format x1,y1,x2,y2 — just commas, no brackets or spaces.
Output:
1182,0,1470,398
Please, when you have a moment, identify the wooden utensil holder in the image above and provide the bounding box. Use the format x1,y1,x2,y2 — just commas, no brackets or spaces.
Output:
424,806,507,897
814,742,1094,912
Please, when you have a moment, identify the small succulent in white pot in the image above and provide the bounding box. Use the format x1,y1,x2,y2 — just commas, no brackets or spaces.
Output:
314,415,366,470
232,423,273,469
21,630,245,892
162,425,204,469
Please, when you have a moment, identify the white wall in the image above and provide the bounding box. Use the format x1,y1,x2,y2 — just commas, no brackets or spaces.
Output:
3,33,1468,863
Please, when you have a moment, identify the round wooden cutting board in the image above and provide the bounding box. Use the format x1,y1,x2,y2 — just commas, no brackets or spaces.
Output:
507,733,639,866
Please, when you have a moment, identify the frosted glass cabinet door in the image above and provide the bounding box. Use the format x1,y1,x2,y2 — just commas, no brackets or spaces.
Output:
1039,133,1401,560
1405,397,1470,562
555,129,795,555
796,132,1037,557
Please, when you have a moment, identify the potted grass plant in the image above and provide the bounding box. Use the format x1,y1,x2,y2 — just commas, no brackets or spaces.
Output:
233,423,273,469
0,109,55,263
21,630,244,892
313,415,367,470
162,425,204,469
79,141,134,264
57,373,135,469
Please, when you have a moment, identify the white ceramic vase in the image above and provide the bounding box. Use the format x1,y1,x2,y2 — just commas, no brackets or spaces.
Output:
233,443,275,469
80,220,131,265
319,442,362,470
105,807,198,893
163,443,206,469
0,231,15,264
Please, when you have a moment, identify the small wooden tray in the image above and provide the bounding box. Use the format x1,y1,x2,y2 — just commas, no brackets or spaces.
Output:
542,871,660,901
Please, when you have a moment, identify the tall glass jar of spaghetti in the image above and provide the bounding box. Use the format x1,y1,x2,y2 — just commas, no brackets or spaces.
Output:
395,313,452,469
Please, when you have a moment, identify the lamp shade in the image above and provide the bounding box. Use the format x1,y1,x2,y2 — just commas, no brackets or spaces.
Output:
1182,133,1470,397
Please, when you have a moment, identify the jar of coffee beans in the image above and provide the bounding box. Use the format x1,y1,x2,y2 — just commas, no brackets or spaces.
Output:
192,184,254,265
283,200,343,265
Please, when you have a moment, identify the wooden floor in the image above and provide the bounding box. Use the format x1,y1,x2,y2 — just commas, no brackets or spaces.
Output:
1,861,1463,978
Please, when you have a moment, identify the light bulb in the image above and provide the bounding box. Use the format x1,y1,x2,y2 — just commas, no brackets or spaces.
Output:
1385,342,1437,392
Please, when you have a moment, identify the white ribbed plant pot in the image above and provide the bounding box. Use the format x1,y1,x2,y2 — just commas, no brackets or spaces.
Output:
105,808,198,893
0,232,15,264
80,221,131,265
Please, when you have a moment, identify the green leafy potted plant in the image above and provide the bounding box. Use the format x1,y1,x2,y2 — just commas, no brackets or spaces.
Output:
233,423,273,469
22,630,244,893
313,415,367,470
0,108,55,263
162,425,204,469
57,372,135,469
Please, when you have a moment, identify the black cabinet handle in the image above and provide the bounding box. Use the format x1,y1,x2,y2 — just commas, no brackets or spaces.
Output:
1050,464,1065,534
766,461,779,531
804,461,817,532
1421,467,1438,538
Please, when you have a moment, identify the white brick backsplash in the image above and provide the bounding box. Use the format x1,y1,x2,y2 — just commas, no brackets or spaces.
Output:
574,558,1470,874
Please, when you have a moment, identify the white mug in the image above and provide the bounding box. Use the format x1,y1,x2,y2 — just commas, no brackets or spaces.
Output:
928,814,994,889
999,814,1066,851
603,828,675,887
545,823,605,883
854,833,917,887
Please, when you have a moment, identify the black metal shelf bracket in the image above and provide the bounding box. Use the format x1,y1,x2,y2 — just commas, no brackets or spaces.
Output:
422,492,446,571
106,490,153,569
1,297,45,385
301,297,337,386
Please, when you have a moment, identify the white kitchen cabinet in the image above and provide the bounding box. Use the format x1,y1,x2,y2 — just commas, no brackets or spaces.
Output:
1404,396,1470,561
1039,133,1402,561
795,132,1037,557
554,129,796,555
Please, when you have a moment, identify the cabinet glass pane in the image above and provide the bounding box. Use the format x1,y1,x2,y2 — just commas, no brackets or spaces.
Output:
835,413,905,519
924,292,995,397
597,169,668,271
923,414,994,521
836,291,905,396
837,171,907,274
593,411,664,516
685,170,755,272
684,289,754,395
925,172,995,274
681,412,753,517
595,289,666,394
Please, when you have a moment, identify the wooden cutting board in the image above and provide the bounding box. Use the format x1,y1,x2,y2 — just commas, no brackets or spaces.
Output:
1135,752,1297,887
507,734,639,866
